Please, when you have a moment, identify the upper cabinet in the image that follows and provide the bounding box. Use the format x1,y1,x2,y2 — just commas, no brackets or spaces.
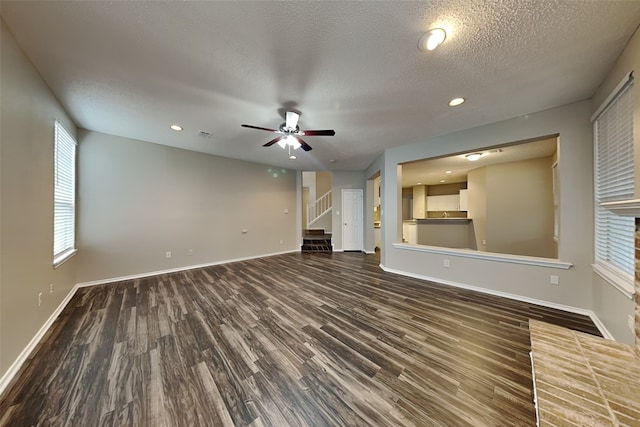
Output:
413,185,426,218
427,194,459,212
459,189,468,211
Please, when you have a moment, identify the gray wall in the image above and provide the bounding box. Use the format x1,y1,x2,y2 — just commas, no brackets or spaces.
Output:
0,21,78,376
380,100,598,331
486,156,555,258
76,130,298,283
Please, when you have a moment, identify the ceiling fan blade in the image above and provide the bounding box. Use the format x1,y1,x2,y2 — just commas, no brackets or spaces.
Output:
242,124,279,133
300,129,335,136
285,111,299,130
263,136,285,147
297,137,313,151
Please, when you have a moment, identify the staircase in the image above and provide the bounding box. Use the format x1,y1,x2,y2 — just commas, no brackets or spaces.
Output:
301,229,333,253
306,190,332,228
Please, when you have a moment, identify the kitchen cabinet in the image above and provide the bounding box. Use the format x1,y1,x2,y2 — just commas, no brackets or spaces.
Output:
427,194,459,212
412,185,426,218
459,189,468,211
403,221,417,244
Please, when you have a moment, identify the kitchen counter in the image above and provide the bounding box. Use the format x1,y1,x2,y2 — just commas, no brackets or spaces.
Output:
402,218,475,248
529,320,640,426
415,218,471,222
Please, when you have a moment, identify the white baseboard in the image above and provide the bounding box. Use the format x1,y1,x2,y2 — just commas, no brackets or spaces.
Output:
77,249,298,288
379,263,612,339
587,313,615,340
0,283,81,397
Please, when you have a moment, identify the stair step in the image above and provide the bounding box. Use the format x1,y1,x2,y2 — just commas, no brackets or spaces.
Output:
301,234,332,253
304,229,327,236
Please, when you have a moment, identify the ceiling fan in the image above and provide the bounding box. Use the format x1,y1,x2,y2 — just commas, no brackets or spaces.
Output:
241,111,335,152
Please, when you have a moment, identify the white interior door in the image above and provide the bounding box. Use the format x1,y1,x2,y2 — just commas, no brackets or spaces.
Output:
342,189,363,251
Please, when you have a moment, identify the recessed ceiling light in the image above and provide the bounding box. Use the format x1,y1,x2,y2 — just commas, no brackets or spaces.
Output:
445,170,452,174
329,159,336,163
448,98,465,107
465,153,482,161
416,182,422,185
170,124,183,131
440,179,446,183
418,28,446,51
289,154,296,160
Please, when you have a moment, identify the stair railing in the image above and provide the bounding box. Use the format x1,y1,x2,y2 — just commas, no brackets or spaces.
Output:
307,190,332,228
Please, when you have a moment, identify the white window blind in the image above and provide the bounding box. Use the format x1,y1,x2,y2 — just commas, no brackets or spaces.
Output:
54,120,77,264
594,77,634,277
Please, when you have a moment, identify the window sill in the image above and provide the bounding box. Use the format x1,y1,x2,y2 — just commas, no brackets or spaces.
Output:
53,248,77,269
592,262,635,299
392,243,572,269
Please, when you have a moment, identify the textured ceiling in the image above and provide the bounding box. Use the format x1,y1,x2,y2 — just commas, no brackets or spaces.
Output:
2,1,639,171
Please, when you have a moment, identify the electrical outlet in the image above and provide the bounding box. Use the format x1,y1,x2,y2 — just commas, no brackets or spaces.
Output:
49,283,54,294
279,239,284,244
188,249,193,256
165,251,172,258
443,259,450,268
38,292,43,307
550,275,559,285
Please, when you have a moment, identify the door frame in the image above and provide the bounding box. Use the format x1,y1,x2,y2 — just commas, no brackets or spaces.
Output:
342,188,363,251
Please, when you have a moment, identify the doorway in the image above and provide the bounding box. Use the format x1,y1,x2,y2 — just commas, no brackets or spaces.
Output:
342,189,363,251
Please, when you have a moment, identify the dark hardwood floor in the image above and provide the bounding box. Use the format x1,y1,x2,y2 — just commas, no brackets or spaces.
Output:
0,252,600,426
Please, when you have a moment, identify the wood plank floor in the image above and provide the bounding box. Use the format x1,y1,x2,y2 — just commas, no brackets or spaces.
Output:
0,252,601,426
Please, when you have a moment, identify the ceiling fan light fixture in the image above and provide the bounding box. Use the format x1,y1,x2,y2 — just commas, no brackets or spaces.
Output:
418,28,446,51
285,111,300,131
283,135,301,150
466,153,482,161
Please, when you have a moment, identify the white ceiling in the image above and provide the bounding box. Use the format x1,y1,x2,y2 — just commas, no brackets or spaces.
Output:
2,1,639,171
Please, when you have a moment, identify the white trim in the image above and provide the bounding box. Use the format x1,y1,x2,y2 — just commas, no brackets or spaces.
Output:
0,283,80,397
587,312,615,341
77,250,298,288
392,243,573,270
591,71,633,122
53,248,77,269
600,199,640,217
592,263,635,299
379,263,613,340
530,351,540,427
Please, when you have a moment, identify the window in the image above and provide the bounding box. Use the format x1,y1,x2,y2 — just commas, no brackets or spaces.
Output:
53,120,77,266
594,76,634,286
